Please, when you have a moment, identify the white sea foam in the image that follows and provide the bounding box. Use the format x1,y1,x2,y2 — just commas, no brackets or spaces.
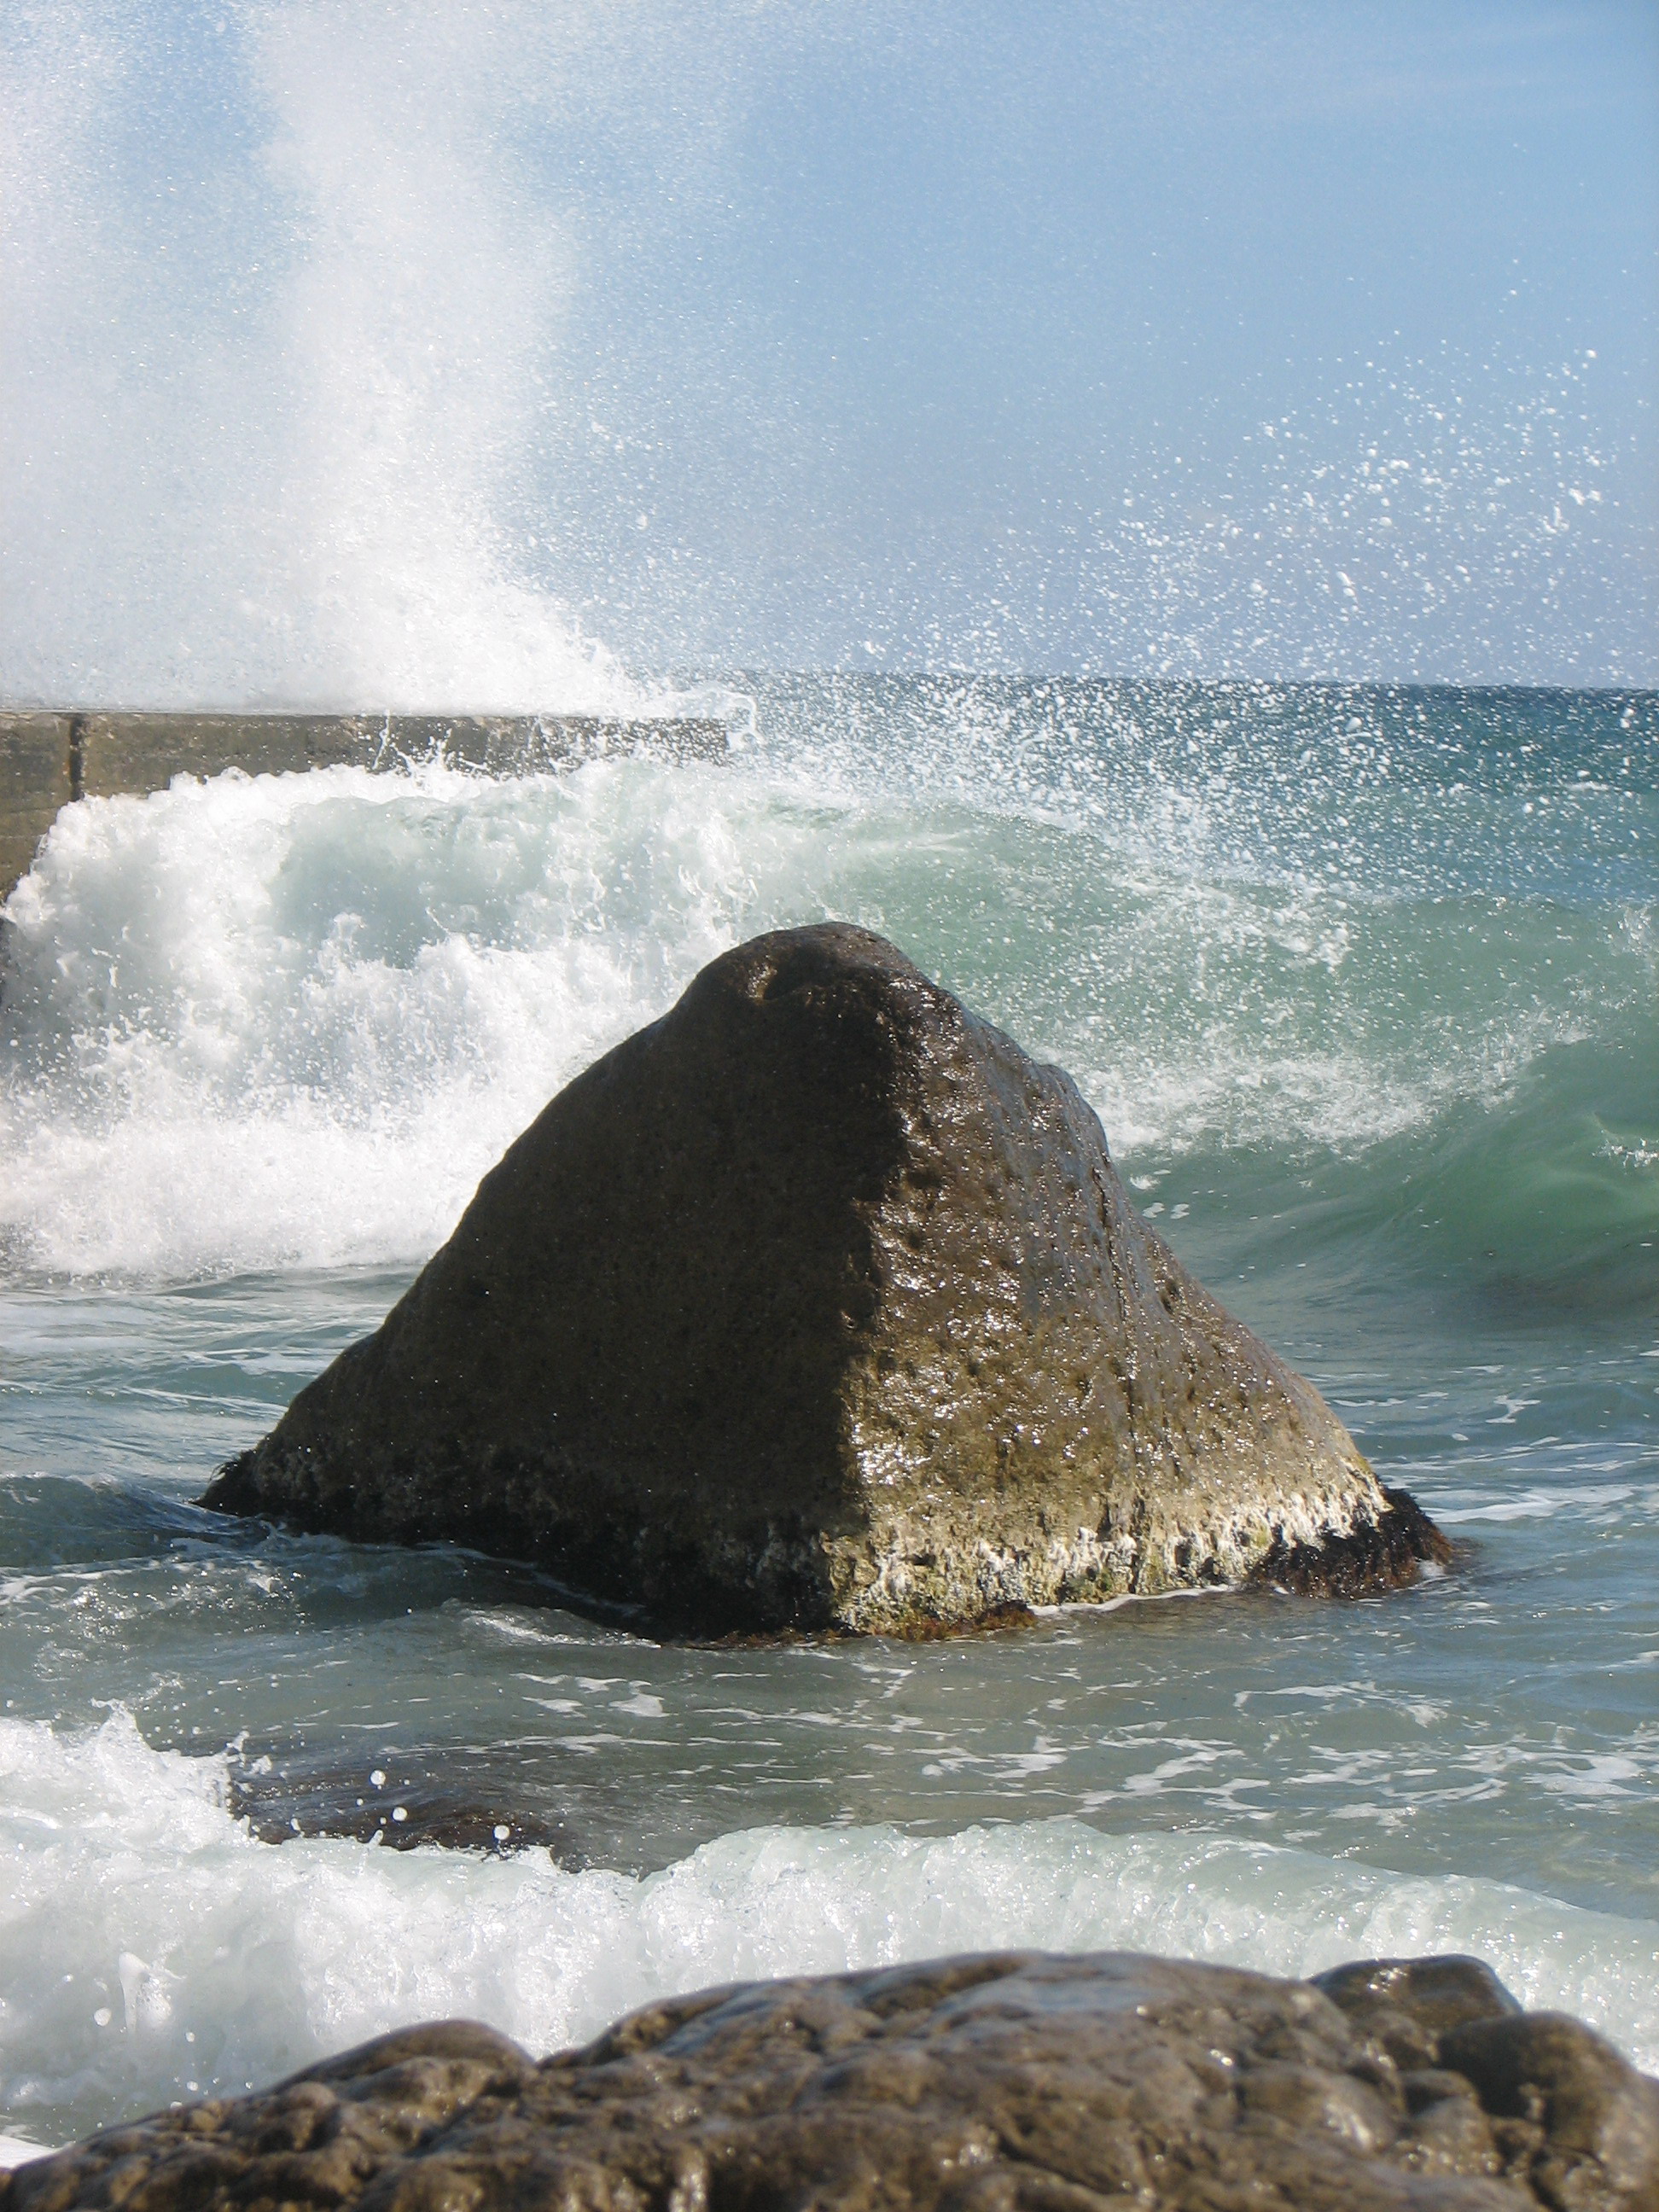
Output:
1,1712,1655,2145
0,757,774,1276
7,745,1630,1283
0,2139,54,2172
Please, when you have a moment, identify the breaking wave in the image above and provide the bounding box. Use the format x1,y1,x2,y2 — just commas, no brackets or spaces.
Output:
3,1711,1656,2150
2,684,1653,1301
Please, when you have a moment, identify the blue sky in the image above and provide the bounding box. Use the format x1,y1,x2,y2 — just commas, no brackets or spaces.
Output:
2,1,1654,698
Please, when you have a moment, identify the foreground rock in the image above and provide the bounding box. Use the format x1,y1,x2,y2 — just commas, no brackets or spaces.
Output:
10,1950,1657,2212
204,924,1445,1634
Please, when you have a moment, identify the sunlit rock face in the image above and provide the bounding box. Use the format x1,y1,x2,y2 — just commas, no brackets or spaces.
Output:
203,924,1444,1634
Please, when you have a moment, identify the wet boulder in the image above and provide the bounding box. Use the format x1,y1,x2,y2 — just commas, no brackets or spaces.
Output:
1313,1957,1524,2072
11,1949,1656,2212
202,923,1446,1635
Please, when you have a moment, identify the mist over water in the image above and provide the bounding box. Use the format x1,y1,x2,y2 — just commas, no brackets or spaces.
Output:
1,2,685,709
3,3,1653,696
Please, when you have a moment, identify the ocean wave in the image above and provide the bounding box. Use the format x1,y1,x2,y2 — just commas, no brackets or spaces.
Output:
1,1712,1655,2149
2,742,1650,1287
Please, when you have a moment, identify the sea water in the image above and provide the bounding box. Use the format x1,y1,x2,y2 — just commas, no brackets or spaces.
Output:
1,676,1656,2148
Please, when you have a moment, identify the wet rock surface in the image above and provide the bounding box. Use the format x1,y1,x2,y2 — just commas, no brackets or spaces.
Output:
204,924,1446,1635
10,1950,1656,2212
224,1752,578,1859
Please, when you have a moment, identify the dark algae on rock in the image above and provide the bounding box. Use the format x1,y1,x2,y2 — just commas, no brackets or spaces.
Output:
9,1950,1656,2212
202,924,1447,1635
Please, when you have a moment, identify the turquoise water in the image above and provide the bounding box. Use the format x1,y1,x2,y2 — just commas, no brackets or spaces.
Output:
1,678,1656,2141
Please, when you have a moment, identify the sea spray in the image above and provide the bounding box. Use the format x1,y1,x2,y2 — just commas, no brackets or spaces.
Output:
3,14,1648,692
0,754,755,1274
3,684,1653,1287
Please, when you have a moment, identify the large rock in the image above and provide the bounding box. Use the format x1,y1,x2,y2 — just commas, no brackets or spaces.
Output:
9,1950,1656,2212
202,924,1445,1633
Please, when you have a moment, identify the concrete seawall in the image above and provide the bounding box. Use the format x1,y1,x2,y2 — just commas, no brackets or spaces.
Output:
0,709,728,911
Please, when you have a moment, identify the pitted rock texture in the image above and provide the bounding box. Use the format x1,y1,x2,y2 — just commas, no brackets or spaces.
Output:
202,923,1446,1635
10,1951,1656,2212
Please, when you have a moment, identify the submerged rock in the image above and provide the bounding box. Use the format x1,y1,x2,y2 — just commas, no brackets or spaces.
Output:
203,924,1446,1634
224,1754,577,1859
10,1950,1656,2212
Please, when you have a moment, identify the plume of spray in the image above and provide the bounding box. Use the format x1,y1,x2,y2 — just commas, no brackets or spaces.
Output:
239,4,615,712
1,3,1650,694
0,1,731,712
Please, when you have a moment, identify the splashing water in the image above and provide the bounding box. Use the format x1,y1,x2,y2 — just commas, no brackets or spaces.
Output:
2,678,1656,2151
3,1709,1655,2150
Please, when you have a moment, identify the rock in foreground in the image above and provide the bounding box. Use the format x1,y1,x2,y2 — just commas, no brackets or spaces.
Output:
10,1950,1657,2212
204,924,1445,1633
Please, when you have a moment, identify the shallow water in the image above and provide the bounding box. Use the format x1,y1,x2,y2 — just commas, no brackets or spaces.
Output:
2,677,1656,2145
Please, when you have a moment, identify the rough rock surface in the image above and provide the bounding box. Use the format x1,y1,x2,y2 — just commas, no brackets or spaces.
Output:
9,1950,1657,2212
203,924,1446,1634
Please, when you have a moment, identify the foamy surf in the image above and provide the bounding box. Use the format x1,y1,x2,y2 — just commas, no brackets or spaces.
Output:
1,1711,1655,2150
2,681,1654,2156
3,691,1651,1289
0,754,756,1275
